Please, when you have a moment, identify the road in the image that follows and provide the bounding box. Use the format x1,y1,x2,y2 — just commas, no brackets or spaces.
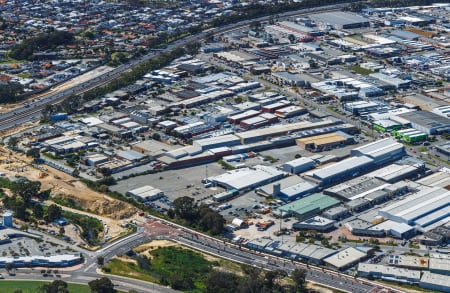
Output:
0,4,348,133
2,216,406,293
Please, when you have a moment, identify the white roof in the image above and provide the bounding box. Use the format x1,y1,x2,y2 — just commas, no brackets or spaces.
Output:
323,247,366,269
421,271,450,289
306,156,374,180
379,186,450,226
210,165,285,190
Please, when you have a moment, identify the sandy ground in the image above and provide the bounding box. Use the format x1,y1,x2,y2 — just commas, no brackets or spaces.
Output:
0,147,135,239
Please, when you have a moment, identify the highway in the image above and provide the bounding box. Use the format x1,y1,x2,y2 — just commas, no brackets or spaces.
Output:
3,217,405,293
0,4,347,133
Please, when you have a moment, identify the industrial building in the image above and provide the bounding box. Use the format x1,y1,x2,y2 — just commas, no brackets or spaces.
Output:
350,138,406,165
127,185,164,202
292,216,335,232
322,206,350,221
246,239,336,264
420,272,450,293
379,186,450,231
388,255,429,270
255,175,318,202
345,219,386,238
309,11,370,29
324,247,367,270
357,263,421,284
429,254,450,276
296,131,354,152
394,111,450,135
304,156,374,186
235,119,338,144
393,128,428,142
277,193,340,220
208,165,285,192
0,254,83,268
282,157,316,174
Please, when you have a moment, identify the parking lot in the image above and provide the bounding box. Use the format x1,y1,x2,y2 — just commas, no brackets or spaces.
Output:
0,237,77,258
111,162,226,203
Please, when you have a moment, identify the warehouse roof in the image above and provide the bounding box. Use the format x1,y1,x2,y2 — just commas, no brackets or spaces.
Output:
257,175,305,196
351,138,404,159
210,165,285,190
379,186,450,226
324,247,366,269
397,111,450,129
235,119,337,141
310,11,369,26
429,256,450,272
278,193,340,215
421,272,450,289
358,263,421,280
306,156,374,181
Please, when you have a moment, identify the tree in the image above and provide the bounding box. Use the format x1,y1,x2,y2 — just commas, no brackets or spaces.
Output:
38,280,68,293
291,268,307,290
26,148,40,159
206,271,239,293
7,137,19,150
10,181,41,204
151,133,161,141
45,204,62,223
173,196,197,222
97,256,105,266
88,277,115,293
288,34,296,44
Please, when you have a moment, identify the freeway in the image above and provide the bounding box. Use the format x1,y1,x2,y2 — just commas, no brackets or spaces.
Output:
0,4,347,133
2,216,406,293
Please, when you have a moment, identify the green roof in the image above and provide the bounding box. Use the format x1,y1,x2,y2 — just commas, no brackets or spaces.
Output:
278,193,340,216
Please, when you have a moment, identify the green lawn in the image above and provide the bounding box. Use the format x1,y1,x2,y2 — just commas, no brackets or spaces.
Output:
0,281,92,293
104,246,216,292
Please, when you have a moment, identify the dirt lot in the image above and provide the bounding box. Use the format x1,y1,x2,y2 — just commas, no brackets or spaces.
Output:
0,148,135,238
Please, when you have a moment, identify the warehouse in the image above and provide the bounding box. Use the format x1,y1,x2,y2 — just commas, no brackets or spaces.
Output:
228,110,260,124
208,165,285,192
372,120,403,132
350,138,405,165
240,116,269,130
292,216,335,232
296,131,353,152
345,198,371,213
436,141,450,157
282,157,316,174
358,263,421,284
393,128,428,142
394,111,450,135
345,219,386,237
324,247,367,270
193,134,241,152
388,255,429,270
127,185,164,202
322,206,350,220
420,272,450,293
275,105,307,118
256,175,306,197
304,156,374,186
344,101,379,115
378,186,450,229
324,176,389,202
235,119,338,144
429,254,450,276
277,193,340,220
309,11,370,29
262,100,291,113
85,154,109,166
275,241,336,264
278,181,319,202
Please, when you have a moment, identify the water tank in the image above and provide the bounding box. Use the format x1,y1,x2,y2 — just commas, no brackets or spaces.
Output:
3,212,13,227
